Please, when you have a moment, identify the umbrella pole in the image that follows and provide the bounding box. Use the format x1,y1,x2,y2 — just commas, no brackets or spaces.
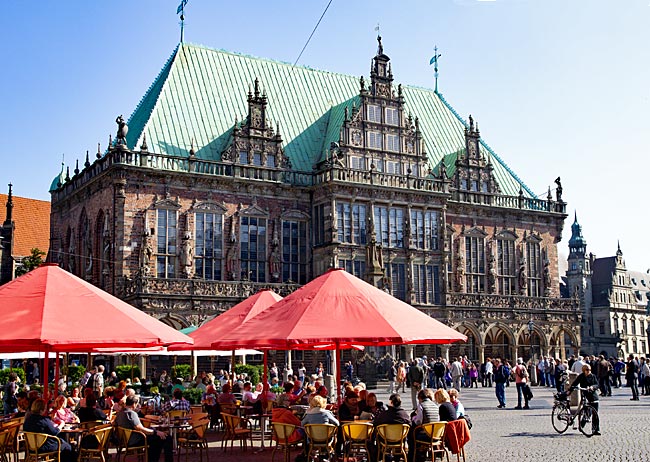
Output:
54,353,60,397
336,345,342,405
262,350,269,406
230,350,235,384
44,351,49,401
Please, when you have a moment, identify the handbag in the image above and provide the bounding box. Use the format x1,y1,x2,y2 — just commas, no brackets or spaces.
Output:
460,414,472,430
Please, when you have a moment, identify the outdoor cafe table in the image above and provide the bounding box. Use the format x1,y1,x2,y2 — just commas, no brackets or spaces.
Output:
151,418,192,451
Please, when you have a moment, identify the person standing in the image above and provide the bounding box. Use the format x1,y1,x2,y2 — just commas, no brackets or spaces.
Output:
513,358,530,410
641,358,650,396
568,364,601,435
450,357,463,392
626,354,639,400
483,357,493,387
596,355,612,397
433,358,447,390
387,360,397,394
396,361,407,393
3,372,18,415
93,365,105,399
407,360,424,410
493,359,508,408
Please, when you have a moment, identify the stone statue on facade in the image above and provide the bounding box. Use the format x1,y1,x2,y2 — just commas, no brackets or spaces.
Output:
67,234,75,274
487,251,497,294
102,228,111,276
518,254,528,295
543,256,551,296
269,224,281,282
554,177,563,202
226,215,239,280
141,230,153,274
180,231,194,278
455,250,465,292
115,115,129,149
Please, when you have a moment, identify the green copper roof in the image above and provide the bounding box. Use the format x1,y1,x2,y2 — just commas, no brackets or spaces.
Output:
125,43,534,197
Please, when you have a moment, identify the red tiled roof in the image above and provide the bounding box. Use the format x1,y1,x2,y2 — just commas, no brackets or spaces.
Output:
0,194,50,258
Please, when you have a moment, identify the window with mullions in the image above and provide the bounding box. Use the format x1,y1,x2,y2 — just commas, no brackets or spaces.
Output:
282,220,307,284
465,236,485,293
368,132,383,149
374,206,404,248
156,209,177,278
239,151,248,164
389,263,407,301
337,202,367,244
240,216,267,282
387,161,401,175
194,212,223,280
385,107,399,126
497,239,516,295
252,152,262,166
350,156,365,170
338,259,366,278
314,204,325,246
413,264,440,304
526,241,541,296
410,210,439,250
367,104,381,123
386,134,400,152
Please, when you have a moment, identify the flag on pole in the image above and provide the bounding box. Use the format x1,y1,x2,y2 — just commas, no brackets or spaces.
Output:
177,0,188,15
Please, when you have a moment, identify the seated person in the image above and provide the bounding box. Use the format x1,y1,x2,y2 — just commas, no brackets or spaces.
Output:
241,382,262,414
272,394,305,443
217,383,237,405
78,394,108,423
50,394,80,425
145,387,163,415
373,393,411,427
289,381,307,405
409,389,439,462
68,387,81,410
98,387,115,411
338,390,363,422
15,391,29,418
448,389,465,417
301,395,339,426
201,385,218,429
116,395,173,462
360,392,385,420
162,388,191,414
434,389,457,422
24,398,76,462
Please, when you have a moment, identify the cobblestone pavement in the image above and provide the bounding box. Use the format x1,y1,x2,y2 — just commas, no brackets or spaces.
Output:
200,383,649,462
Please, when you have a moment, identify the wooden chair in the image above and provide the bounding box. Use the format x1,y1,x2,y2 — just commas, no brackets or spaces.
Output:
114,427,148,462
303,424,337,462
0,423,21,462
412,422,448,462
167,410,188,420
189,413,209,425
220,413,252,452
217,404,237,432
341,422,373,462
78,421,105,432
176,418,209,462
270,422,302,462
376,424,409,462
78,424,113,462
23,432,60,462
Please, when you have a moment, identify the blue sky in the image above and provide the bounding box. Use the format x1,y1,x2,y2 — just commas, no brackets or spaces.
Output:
1,0,648,271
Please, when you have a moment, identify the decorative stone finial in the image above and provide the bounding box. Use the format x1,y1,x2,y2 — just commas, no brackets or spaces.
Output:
65,166,70,182
96,143,102,159
140,133,148,151
84,150,90,168
254,77,260,98
115,115,129,150
189,139,196,158
360,75,365,92
74,159,80,175
377,35,383,55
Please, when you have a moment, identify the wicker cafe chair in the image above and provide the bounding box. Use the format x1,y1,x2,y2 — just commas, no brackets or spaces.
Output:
176,418,209,462
23,432,60,462
0,423,21,462
115,427,148,462
412,422,448,462
271,422,302,462
220,413,252,452
303,424,337,462
376,424,409,462
78,424,113,462
341,422,374,462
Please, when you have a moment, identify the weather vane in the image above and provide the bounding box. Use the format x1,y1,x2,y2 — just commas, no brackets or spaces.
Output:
430,46,442,93
177,0,188,43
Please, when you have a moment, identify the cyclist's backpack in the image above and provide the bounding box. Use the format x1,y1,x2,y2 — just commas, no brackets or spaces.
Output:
502,365,511,380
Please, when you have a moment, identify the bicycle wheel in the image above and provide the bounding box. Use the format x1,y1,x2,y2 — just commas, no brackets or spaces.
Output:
578,405,598,437
551,403,570,433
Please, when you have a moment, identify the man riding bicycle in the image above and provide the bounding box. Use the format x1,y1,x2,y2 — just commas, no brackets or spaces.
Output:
568,364,601,435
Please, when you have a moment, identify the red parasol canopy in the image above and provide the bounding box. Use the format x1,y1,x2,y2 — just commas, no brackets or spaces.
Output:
0,264,193,353
168,289,283,351
211,268,467,350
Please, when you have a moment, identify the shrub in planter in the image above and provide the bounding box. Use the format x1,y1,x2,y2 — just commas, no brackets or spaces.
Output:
115,365,141,381
234,364,263,385
182,388,203,404
171,365,192,381
0,368,26,385
64,365,86,385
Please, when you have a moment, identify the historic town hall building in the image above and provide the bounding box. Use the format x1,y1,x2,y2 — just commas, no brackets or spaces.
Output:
49,38,579,367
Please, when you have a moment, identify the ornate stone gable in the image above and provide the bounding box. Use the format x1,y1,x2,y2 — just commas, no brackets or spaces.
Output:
454,115,501,194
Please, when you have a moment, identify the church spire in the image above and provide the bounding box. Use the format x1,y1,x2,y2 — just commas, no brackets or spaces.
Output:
4,183,13,224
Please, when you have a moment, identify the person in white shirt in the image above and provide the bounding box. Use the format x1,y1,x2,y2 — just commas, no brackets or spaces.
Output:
571,356,586,374
484,359,494,387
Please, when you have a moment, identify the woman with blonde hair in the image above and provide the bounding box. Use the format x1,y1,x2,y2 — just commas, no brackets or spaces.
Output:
301,395,339,426
434,388,457,422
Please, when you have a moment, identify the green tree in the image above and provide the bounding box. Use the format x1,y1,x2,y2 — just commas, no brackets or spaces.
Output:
15,248,46,277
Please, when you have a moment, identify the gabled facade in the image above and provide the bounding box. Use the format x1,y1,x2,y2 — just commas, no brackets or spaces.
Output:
49,39,578,366
565,216,649,358
0,185,51,284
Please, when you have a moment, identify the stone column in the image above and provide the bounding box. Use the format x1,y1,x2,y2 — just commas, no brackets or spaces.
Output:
478,346,485,364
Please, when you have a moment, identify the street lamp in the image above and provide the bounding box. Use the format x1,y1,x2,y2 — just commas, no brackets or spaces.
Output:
527,319,538,386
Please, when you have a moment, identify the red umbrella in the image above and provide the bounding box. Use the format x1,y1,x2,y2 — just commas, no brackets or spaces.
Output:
0,264,193,353
211,268,467,350
211,268,466,401
168,289,283,351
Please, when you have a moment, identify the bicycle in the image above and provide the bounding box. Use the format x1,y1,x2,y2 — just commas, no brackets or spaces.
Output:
551,387,600,437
